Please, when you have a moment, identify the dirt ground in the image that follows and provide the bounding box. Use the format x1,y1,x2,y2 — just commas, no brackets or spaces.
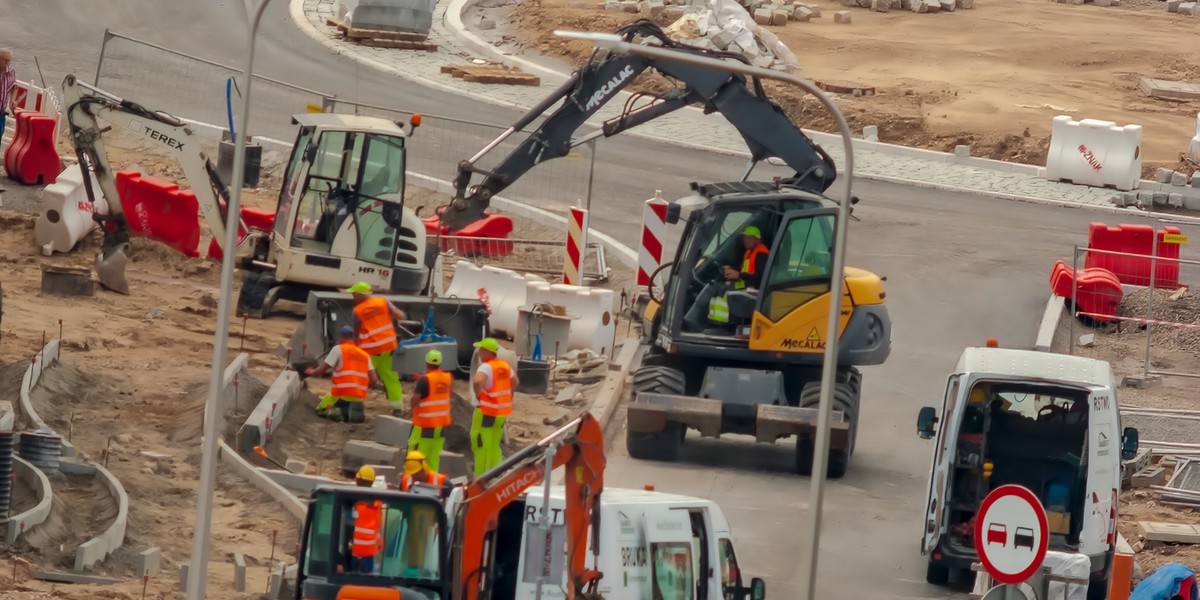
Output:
1060,291,1200,575
476,0,1200,178
0,136,632,597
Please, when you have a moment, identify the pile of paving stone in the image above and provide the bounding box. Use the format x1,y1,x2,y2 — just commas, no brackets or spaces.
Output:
1164,0,1200,16
1054,0,1120,6
837,0,976,12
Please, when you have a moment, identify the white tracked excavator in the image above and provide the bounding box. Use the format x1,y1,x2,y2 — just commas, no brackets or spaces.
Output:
61,74,434,318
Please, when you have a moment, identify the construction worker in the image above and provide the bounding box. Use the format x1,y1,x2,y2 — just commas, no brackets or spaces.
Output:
409,349,452,472
398,450,449,496
306,326,378,423
346,281,407,415
471,338,518,477
350,465,383,574
706,225,770,326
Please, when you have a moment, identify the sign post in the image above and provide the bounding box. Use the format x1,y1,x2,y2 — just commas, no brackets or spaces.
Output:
975,484,1050,597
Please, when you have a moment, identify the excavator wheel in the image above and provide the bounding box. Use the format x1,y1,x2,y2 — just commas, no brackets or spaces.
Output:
626,365,687,462
795,367,862,479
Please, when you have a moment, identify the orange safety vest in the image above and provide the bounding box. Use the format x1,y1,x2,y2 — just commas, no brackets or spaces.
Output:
735,243,769,290
330,343,371,400
400,470,447,491
414,370,453,428
351,501,382,558
353,296,398,355
479,358,514,417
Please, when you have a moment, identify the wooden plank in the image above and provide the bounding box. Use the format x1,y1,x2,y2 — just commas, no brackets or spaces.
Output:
345,27,429,42
357,38,437,52
1139,521,1200,544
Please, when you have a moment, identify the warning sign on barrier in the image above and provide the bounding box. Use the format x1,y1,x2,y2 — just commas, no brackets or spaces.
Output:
1163,233,1189,245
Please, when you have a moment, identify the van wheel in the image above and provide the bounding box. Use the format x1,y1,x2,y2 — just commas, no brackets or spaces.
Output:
926,562,949,586
626,366,687,462
796,369,861,479
1087,550,1115,600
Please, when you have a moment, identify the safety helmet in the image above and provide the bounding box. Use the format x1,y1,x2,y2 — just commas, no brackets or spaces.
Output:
344,281,372,295
356,465,376,482
743,225,762,238
969,386,988,405
404,450,426,476
426,349,443,366
473,338,500,353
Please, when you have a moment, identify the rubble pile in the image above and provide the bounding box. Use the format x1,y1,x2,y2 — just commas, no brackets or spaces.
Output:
1165,0,1200,16
1116,288,1200,354
837,0,977,12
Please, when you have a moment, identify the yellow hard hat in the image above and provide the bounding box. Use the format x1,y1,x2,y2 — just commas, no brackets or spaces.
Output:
426,349,443,366
356,465,376,482
743,225,762,238
969,386,987,404
404,450,426,476
473,338,500,353
344,281,372,294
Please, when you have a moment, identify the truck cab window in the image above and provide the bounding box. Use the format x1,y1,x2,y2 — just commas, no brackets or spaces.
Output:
718,538,742,600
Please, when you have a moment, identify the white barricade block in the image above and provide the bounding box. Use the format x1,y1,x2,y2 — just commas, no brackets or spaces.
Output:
1045,115,1142,191
525,282,616,356
1188,112,1200,164
35,164,109,256
444,260,546,337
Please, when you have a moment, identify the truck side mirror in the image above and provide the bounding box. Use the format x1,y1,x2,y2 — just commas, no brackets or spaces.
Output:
747,577,765,600
917,406,938,440
666,202,681,224
1122,427,1139,460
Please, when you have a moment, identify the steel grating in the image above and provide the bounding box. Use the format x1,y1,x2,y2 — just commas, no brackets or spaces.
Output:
0,430,15,519
18,430,63,472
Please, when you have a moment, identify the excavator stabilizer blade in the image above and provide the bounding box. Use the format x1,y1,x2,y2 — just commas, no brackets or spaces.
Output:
94,242,131,295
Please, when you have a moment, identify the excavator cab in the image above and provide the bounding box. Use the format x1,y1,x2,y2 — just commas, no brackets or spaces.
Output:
295,485,448,600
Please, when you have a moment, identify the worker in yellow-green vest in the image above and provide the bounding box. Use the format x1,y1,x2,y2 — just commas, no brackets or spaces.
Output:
471,338,518,477
346,281,407,414
707,225,770,324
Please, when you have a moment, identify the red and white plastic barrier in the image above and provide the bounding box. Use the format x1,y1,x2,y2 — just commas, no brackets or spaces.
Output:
638,190,668,288
3,80,63,186
562,207,589,286
35,164,110,255
444,260,548,336
1045,115,1142,192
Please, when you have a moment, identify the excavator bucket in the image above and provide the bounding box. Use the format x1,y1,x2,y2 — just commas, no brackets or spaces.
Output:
94,242,131,295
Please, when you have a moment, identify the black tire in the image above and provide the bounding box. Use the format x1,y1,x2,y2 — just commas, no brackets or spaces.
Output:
926,561,950,586
1087,549,1115,600
626,365,687,462
796,368,862,479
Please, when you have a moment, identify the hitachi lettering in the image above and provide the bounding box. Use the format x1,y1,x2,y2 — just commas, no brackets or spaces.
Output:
584,65,635,111
498,470,541,502
145,126,185,151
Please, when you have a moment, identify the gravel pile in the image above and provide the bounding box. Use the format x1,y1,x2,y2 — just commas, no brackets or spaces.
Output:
1117,287,1200,352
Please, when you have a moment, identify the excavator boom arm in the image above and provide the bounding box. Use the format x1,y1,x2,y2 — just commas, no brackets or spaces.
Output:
441,19,837,229
453,413,606,600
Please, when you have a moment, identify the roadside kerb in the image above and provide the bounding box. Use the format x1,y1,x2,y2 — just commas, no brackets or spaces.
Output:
217,438,307,523
5,455,53,544
73,460,129,572
17,339,76,457
236,370,301,453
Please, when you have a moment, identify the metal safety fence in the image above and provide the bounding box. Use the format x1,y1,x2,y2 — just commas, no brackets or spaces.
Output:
1065,218,1200,380
434,235,608,282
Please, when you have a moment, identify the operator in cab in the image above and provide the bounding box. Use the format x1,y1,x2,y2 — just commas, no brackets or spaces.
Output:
693,225,769,331
349,466,384,574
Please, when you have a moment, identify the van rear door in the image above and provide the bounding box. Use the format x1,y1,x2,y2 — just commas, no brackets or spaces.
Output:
644,509,699,600
1084,387,1118,559
922,374,963,555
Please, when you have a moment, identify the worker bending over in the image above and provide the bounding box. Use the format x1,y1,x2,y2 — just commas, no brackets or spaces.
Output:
350,466,383,573
307,326,378,423
346,281,407,415
471,338,518,477
399,450,449,497
409,349,453,472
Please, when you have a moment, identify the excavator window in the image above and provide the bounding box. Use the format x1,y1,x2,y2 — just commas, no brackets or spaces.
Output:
276,126,316,237
759,214,835,323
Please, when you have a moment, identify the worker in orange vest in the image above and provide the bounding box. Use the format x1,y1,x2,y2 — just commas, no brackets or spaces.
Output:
305,326,378,423
345,282,407,414
350,465,383,573
471,338,518,477
399,450,449,496
409,349,453,472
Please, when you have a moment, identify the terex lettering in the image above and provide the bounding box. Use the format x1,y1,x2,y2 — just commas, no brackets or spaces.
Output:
498,469,541,503
584,65,635,112
145,126,185,151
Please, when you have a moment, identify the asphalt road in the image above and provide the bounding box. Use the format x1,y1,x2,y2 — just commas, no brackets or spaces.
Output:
0,4,1168,599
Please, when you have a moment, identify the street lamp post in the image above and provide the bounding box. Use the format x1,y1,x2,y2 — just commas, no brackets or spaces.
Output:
185,1,271,598
550,31,856,600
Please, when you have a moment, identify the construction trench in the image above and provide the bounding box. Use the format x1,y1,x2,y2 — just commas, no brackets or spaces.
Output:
0,189,635,599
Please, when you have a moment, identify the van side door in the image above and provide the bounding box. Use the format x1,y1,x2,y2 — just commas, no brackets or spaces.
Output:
644,509,699,600
922,374,962,555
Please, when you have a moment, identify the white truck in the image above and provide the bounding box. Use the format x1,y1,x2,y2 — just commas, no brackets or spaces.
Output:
915,342,1139,600
492,486,766,600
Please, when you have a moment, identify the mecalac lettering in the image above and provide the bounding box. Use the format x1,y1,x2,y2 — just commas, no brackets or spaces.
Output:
144,126,184,151
584,65,635,112
780,337,825,351
497,469,541,502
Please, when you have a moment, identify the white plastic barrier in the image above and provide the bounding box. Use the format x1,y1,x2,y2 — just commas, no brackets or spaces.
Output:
1188,112,1200,164
35,164,110,255
525,282,616,356
1045,115,1142,191
445,260,547,337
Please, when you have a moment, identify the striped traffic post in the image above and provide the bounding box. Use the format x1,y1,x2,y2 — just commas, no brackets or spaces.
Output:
563,206,589,285
638,190,668,289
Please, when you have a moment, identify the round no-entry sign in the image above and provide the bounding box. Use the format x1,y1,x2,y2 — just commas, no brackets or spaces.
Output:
974,484,1049,585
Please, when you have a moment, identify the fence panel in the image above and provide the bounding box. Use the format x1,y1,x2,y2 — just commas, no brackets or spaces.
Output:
436,235,608,282
94,30,332,144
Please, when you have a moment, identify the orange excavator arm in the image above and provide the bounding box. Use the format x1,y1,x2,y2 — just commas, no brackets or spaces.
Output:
452,412,606,600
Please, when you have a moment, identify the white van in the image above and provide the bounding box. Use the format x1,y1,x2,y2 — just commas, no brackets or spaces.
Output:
915,345,1139,600
479,486,766,600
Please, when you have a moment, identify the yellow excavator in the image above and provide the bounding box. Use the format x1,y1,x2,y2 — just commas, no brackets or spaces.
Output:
439,20,892,479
